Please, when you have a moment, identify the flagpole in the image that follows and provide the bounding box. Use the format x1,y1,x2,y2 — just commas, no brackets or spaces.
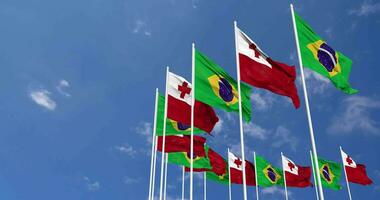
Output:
190,43,195,200
290,4,325,200
281,152,289,200
182,166,185,200
253,151,259,200
340,146,353,200
228,148,232,200
310,150,320,200
151,136,158,200
159,66,170,200
234,20,248,200
164,154,168,200
204,172,207,200
148,88,159,200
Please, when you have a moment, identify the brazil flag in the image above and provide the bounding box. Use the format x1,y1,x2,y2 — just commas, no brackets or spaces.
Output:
156,94,203,136
168,145,212,170
295,13,358,94
256,155,284,187
195,50,252,122
318,158,342,190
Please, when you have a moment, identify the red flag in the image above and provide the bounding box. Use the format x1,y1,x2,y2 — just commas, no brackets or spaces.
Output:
167,72,219,133
341,149,373,185
157,135,206,156
185,148,227,175
228,152,256,186
282,155,311,187
236,28,300,108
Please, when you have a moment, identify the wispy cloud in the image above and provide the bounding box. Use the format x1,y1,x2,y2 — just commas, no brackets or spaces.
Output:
327,96,380,135
302,68,331,94
272,126,298,151
83,176,100,191
213,118,224,135
250,91,275,111
132,20,151,36
261,187,292,198
136,122,153,143
244,122,269,140
29,89,57,111
124,176,140,184
114,143,137,157
349,1,380,16
56,79,71,97
324,27,333,39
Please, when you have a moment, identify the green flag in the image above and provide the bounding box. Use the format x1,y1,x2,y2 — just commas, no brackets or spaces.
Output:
167,145,212,170
256,155,284,187
295,13,358,94
318,158,342,190
206,160,229,185
156,94,203,136
195,50,252,122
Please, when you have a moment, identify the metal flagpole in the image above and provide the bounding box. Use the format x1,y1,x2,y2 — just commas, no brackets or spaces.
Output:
254,151,259,200
310,151,320,200
340,146,353,200
159,67,170,200
151,136,158,200
148,89,159,200
182,166,185,200
290,4,325,200
164,154,168,200
204,172,207,200
233,20,248,200
281,152,289,200
190,43,195,200
228,148,232,200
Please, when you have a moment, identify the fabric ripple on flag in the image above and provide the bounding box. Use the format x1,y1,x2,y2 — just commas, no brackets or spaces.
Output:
236,27,300,109
167,72,219,133
228,151,256,186
156,135,206,156
282,155,312,187
341,149,373,185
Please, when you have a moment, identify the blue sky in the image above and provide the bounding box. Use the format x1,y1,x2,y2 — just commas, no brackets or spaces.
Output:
0,0,379,199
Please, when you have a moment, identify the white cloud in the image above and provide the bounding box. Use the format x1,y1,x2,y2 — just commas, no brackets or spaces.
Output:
328,96,380,135
302,68,331,94
272,126,298,152
132,20,151,36
124,176,140,184
349,1,380,16
83,176,100,191
56,79,71,97
261,187,292,198
114,143,137,157
136,122,153,143
244,122,269,140
250,91,275,111
29,89,57,111
324,27,333,39
213,118,223,135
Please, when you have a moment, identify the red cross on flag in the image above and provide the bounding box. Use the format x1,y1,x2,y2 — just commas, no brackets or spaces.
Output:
340,148,373,185
228,151,256,186
281,154,311,187
167,72,219,133
236,27,300,109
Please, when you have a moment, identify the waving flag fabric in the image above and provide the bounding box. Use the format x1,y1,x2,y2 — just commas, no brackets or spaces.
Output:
256,155,284,187
195,50,252,122
294,13,358,94
282,155,312,187
228,151,256,186
167,72,219,133
236,28,300,109
155,94,203,136
318,158,342,190
156,135,206,156
168,145,212,170
340,149,373,185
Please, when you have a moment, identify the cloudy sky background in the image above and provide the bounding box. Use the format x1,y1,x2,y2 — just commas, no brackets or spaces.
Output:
0,0,380,199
